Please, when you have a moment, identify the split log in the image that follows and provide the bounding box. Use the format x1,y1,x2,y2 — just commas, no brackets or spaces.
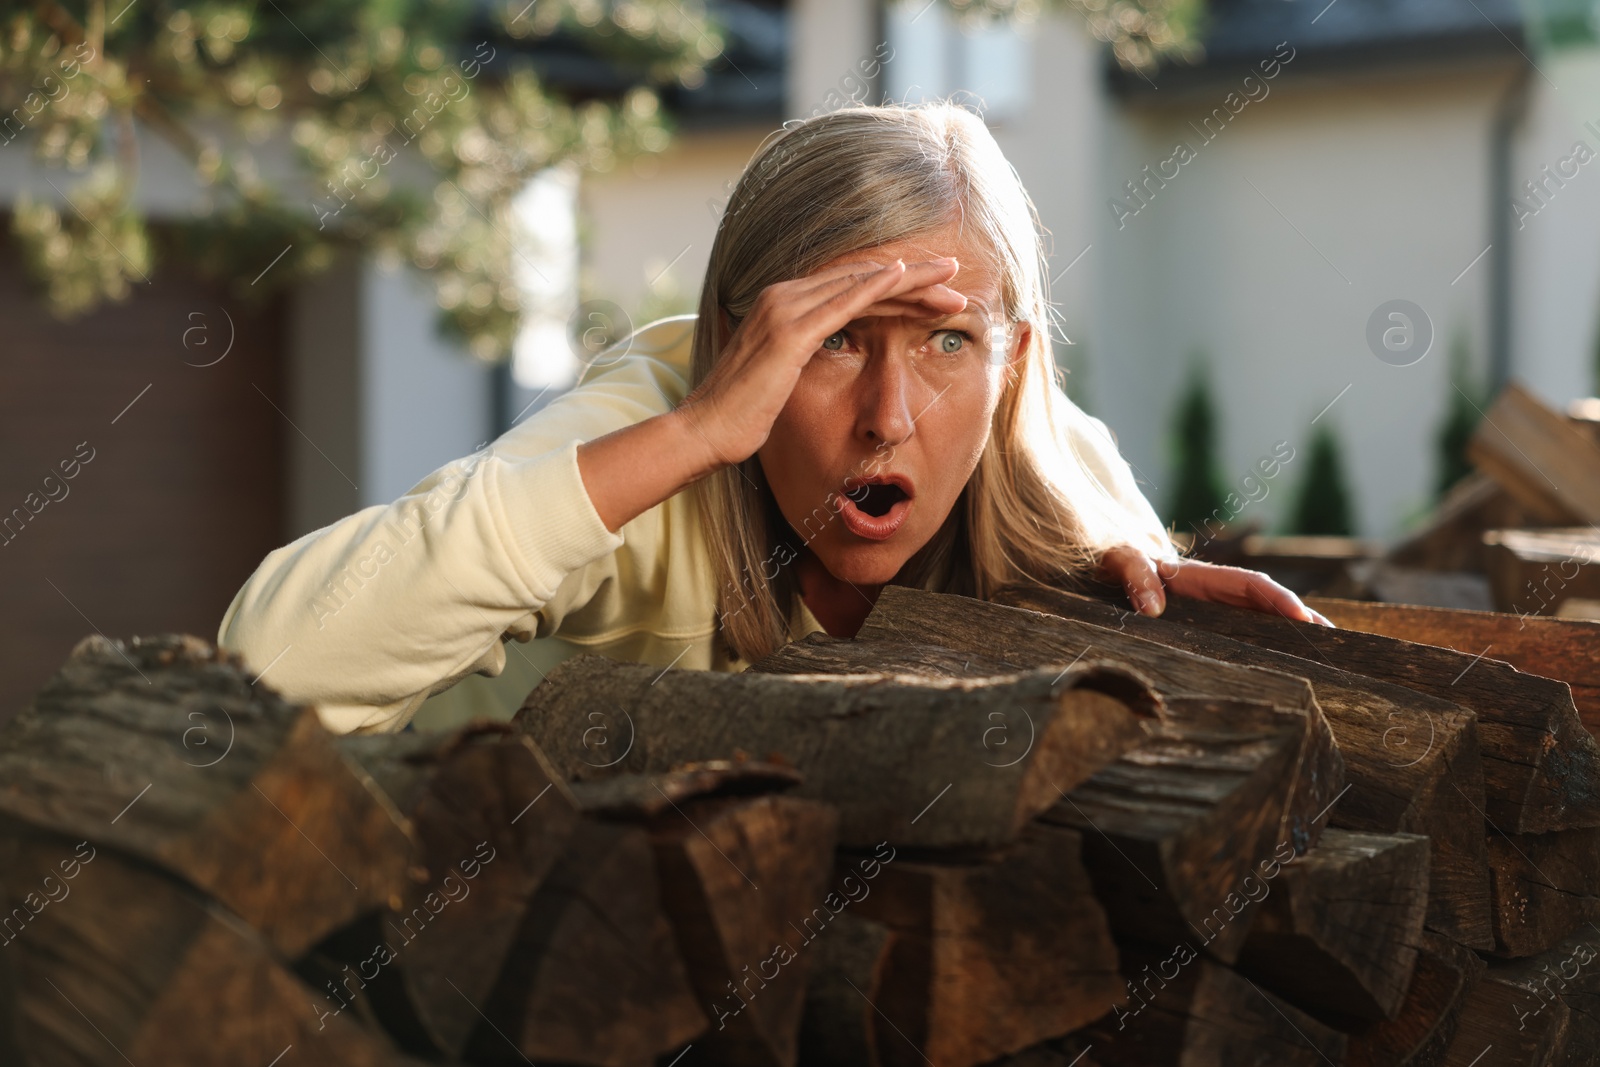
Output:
0,831,407,1066
750,632,1030,683
330,725,583,1058
650,793,839,1067
860,585,1343,856
1387,471,1549,573
995,581,1492,949
514,653,1155,851
1346,931,1486,1067
1485,827,1600,957
1235,829,1430,1025
469,818,708,1066
1307,597,1600,736
569,760,805,819
1083,950,1349,1066
797,910,896,1066
1043,696,1315,963
1438,929,1600,1067
1483,527,1600,617
0,633,411,959
1467,381,1600,525
1134,589,1600,835
851,822,1122,1067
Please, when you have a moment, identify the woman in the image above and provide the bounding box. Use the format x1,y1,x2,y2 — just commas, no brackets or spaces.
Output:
218,100,1328,735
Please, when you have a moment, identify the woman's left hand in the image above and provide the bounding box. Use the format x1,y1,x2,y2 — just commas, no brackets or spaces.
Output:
1096,545,1334,627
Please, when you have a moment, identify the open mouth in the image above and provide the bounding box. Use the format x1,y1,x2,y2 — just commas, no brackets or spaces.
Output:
847,480,910,518
838,472,915,541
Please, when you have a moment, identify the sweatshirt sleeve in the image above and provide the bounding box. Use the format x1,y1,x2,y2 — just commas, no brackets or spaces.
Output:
217,339,690,735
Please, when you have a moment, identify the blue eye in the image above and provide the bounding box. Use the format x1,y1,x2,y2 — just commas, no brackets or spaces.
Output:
935,329,974,354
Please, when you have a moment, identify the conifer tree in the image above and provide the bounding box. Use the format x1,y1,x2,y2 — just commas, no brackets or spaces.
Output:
1166,360,1229,536
1289,422,1355,536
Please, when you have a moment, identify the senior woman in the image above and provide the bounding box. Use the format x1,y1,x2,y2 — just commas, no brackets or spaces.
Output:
218,100,1327,734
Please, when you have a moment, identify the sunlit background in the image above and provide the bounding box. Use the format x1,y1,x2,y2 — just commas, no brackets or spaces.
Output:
2,0,1597,723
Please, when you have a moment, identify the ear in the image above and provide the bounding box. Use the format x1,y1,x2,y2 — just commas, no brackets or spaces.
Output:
1010,320,1032,367
716,306,737,350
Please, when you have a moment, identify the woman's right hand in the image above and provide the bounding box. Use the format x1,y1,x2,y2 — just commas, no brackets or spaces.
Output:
672,255,968,473
576,256,965,534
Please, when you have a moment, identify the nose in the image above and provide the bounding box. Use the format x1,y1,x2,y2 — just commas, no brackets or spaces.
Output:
853,342,922,447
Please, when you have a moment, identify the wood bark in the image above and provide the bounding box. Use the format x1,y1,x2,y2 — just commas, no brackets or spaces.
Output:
860,584,1343,857
332,725,583,1058
514,653,1154,850
1307,596,1600,736
568,760,805,819
650,793,839,1067
0,633,412,959
0,831,407,1066
1346,931,1486,1067
1083,951,1350,1066
750,632,1034,687
1485,828,1600,958
1235,829,1430,1024
1042,696,1315,964
1133,590,1600,835
852,822,1123,1067
469,818,707,1066
995,581,1493,949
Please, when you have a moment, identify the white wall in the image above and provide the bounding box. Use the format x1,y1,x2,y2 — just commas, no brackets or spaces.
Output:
1086,60,1517,538
360,259,493,507
1511,48,1600,409
579,126,771,325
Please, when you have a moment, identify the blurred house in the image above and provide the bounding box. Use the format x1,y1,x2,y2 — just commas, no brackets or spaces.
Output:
3,0,1598,725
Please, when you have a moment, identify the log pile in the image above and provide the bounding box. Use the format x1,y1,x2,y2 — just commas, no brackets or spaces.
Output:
3,571,1600,1066
1191,383,1600,620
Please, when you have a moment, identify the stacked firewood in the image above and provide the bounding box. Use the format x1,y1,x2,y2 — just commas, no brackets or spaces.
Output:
1196,383,1600,620
2,576,1600,1066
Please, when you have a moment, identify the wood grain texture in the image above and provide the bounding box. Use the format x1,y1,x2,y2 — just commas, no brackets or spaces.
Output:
1485,828,1600,958
1084,952,1349,1067
514,653,1153,851
1346,931,1486,1067
1438,929,1600,1066
1043,696,1315,964
1467,382,1600,526
1307,596,1600,736
863,585,1343,858
469,818,708,1066
1235,829,1430,1024
334,726,583,1058
855,822,1122,1067
0,832,406,1066
1143,590,1600,836
651,794,839,1067
0,633,411,959
1483,527,1600,618
998,581,1492,949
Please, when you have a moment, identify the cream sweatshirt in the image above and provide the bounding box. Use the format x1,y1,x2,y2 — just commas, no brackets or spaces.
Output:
217,313,1176,735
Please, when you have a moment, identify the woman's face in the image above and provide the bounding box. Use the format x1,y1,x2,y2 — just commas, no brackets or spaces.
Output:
754,222,1032,587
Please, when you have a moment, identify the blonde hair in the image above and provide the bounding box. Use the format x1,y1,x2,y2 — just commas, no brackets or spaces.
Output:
689,100,1176,664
